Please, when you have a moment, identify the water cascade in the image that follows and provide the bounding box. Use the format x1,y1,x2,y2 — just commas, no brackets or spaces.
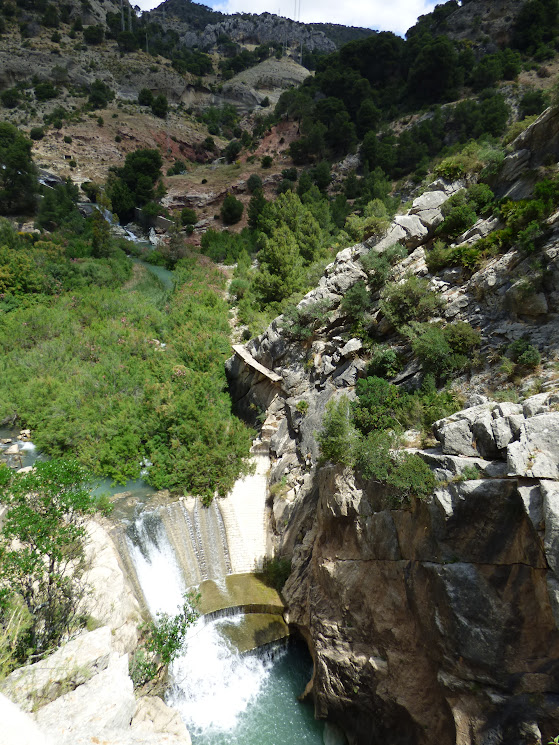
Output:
122,449,328,744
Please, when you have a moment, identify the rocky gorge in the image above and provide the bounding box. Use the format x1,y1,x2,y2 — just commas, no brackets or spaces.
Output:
224,108,559,744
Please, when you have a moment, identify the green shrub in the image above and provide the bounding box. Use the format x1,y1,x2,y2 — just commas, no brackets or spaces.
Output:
34,81,57,101
261,155,273,168
380,275,443,328
138,88,154,106
368,345,401,379
247,173,262,193
282,298,332,341
181,207,197,226
355,430,435,504
1,88,20,109
151,94,168,119
352,377,402,434
407,321,480,381
220,193,244,225
259,556,291,591
360,244,406,291
29,126,44,140
83,25,104,45
340,280,370,320
507,339,541,369
317,395,359,466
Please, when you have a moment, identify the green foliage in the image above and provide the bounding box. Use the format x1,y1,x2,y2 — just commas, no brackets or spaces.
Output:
130,592,199,687
181,207,197,226
368,345,401,379
317,395,359,466
406,321,481,381
167,160,186,176
201,228,255,264
37,179,81,231
220,193,244,225
0,122,37,215
0,460,96,664
340,280,370,320
200,104,239,136
247,174,262,193
352,377,403,434
1,89,20,109
506,339,541,369
0,225,252,496
259,556,291,592
88,79,114,109
224,139,242,163
282,298,332,341
29,126,44,141
34,81,57,102
380,275,443,328
138,88,154,107
360,243,406,291
83,25,104,45
151,94,168,119
519,89,549,119
108,148,163,221
261,155,273,169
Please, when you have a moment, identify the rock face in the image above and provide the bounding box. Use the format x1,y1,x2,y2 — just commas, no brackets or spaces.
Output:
225,109,559,745
282,463,559,745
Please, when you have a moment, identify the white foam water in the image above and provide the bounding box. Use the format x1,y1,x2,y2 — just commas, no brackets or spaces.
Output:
168,618,275,734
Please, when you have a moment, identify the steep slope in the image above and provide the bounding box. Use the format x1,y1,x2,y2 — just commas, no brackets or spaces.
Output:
226,109,559,745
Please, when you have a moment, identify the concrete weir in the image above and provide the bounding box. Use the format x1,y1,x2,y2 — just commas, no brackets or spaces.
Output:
116,441,285,652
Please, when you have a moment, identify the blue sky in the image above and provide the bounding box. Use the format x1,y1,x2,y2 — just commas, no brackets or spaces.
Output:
134,0,439,36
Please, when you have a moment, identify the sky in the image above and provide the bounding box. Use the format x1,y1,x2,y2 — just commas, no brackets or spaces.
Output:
133,0,440,37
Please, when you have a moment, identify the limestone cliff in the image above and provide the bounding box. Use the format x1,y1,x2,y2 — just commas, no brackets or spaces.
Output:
226,109,559,744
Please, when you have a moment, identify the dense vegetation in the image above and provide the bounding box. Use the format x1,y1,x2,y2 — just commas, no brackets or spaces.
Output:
0,219,253,496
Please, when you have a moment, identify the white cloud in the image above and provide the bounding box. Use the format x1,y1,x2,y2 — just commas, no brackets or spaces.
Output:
135,0,439,36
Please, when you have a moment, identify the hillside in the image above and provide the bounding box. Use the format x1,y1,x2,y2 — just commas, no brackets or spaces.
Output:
4,0,559,743
149,0,374,50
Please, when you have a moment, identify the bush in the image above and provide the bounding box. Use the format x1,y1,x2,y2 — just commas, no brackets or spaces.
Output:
83,25,104,45
138,88,154,107
220,193,244,224
224,139,242,163
261,155,273,168
89,79,114,109
368,345,401,379
507,339,541,369
282,298,332,341
380,275,443,328
130,592,199,687
181,207,197,226
340,280,371,321
151,94,168,119
247,173,262,193
0,460,96,665
317,395,359,466
29,126,44,140
1,89,19,109
34,81,57,101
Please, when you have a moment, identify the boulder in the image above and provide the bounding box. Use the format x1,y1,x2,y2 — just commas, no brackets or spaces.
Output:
393,214,429,248
132,696,192,744
1,626,113,713
0,693,52,745
34,654,136,744
507,413,559,479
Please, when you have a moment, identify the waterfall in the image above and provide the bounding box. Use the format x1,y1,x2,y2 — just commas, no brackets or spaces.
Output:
121,449,326,744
